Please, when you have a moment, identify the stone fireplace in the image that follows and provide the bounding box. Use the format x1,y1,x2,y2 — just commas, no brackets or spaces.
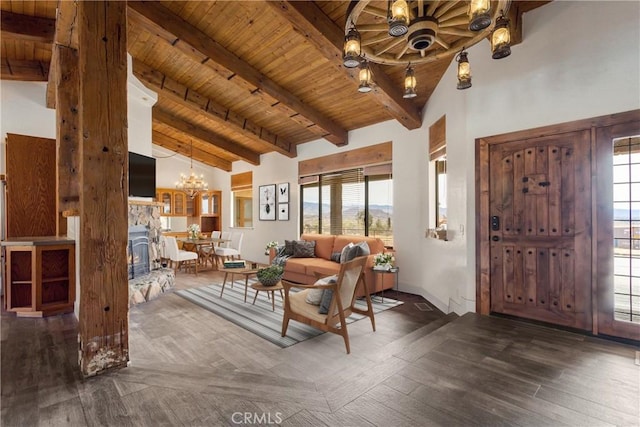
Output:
128,225,150,279
128,201,162,270
127,201,174,306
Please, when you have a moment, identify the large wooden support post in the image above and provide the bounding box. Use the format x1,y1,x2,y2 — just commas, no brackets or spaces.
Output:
77,0,129,377
55,45,80,235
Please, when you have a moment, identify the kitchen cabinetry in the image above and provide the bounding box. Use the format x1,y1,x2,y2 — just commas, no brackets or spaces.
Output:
156,188,196,216
2,237,75,317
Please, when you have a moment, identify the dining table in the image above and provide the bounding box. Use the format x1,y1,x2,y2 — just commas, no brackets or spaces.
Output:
178,237,229,269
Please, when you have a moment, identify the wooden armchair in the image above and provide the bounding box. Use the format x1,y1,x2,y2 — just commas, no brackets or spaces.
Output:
281,256,375,354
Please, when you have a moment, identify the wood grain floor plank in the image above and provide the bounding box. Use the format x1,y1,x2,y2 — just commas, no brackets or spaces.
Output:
280,409,329,427
365,383,467,426
37,396,87,427
535,384,640,426
343,395,421,427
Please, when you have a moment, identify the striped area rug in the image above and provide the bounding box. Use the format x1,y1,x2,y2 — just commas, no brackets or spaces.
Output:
175,279,402,348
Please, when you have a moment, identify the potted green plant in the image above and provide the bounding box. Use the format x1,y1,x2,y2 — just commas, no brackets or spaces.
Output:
256,265,284,287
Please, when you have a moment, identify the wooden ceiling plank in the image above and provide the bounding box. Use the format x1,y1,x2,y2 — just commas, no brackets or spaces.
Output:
268,0,422,130
1,10,56,43
152,131,232,171
46,0,78,109
152,107,261,165
127,1,347,146
133,61,296,158
1,58,49,81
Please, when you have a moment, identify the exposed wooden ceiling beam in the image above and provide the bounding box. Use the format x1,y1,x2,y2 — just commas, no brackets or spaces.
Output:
152,131,232,172
152,107,261,166
133,60,297,158
1,59,49,81
1,11,56,43
46,0,79,109
267,0,422,130
127,1,348,146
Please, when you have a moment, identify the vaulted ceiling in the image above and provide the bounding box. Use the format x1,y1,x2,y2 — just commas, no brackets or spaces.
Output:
1,1,550,171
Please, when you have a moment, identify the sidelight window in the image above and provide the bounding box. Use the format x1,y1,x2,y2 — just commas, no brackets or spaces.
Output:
612,137,640,323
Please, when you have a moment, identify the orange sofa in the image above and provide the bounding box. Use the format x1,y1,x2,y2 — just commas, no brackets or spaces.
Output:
270,233,395,296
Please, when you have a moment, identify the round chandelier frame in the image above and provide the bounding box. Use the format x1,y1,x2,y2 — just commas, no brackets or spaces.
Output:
345,0,509,66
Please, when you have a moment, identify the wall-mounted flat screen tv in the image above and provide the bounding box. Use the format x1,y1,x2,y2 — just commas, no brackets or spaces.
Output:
129,152,156,197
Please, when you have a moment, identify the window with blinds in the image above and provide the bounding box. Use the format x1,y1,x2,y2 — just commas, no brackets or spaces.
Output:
300,166,393,247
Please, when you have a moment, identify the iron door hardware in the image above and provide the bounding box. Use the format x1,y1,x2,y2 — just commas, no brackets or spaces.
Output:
491,215,500,231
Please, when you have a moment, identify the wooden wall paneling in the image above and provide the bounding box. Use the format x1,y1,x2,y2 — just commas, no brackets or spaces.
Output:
5,133,57,238
55,45,80,236
77,1,129,377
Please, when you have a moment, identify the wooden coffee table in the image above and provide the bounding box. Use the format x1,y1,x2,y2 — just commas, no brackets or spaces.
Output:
250,281,284,311
219,262,266,302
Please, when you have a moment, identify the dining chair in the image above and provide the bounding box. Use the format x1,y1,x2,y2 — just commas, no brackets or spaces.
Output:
214,231,243,262
164,235,198,275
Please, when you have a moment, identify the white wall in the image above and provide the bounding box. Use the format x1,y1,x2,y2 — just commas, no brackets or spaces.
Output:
234,1,640,313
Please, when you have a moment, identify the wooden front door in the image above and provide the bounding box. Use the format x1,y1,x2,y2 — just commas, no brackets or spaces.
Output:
487,130,592,330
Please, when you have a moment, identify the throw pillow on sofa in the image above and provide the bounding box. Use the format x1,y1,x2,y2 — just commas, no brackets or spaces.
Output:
341,241,370,263
283,240,296,256
330,252,341,263
292,240,316,258
305,275,337,305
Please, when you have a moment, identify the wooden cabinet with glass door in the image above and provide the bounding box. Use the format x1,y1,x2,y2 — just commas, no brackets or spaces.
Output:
155,188,197,216
199,190,221,233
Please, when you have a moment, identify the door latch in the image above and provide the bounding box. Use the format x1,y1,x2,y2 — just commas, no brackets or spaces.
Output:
538,181,551,187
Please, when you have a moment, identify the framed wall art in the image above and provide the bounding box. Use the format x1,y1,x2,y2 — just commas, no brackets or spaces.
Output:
259,184,276,221
277,182,289,203
278,203,289,221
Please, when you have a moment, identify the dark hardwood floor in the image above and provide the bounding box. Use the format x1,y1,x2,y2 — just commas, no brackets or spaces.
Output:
2,269,639,426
